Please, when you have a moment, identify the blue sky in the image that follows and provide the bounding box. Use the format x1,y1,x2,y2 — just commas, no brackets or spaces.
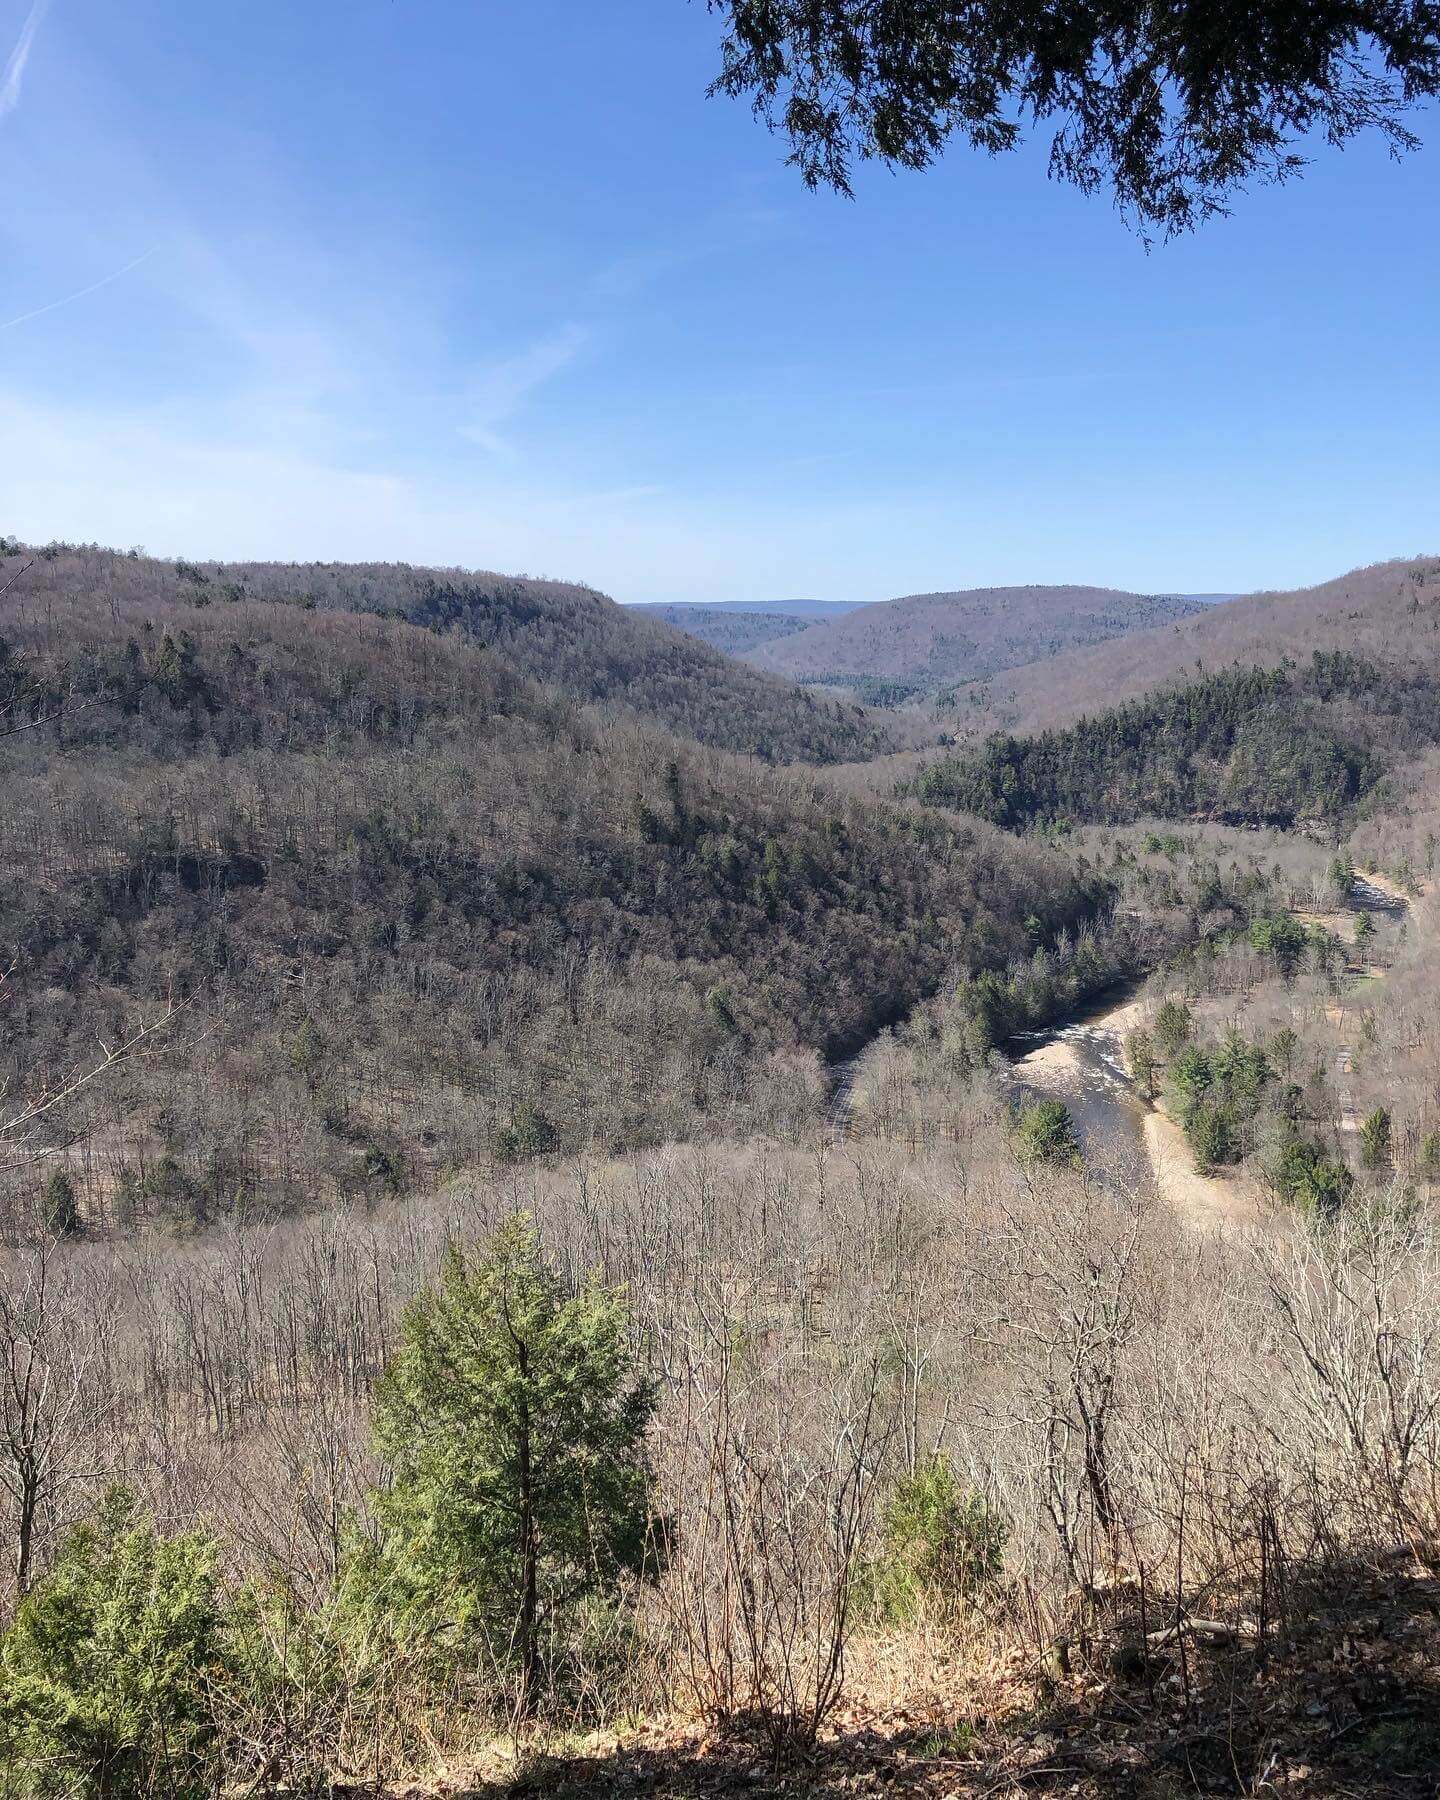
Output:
2,0,1437,603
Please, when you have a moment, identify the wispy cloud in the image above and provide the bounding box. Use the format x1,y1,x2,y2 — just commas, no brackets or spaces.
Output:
0,248,154,332
0,0,50,120
459,322,589,456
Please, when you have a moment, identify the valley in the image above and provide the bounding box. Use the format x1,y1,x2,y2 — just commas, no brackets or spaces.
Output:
4,538,1440,1799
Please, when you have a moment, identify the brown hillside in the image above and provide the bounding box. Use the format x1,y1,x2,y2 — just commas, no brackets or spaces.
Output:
960,556,1440,734
742,584,1209,688
0,542,891,765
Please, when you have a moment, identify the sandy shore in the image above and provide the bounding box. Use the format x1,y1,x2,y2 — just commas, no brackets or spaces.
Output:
1017,990,1258,1233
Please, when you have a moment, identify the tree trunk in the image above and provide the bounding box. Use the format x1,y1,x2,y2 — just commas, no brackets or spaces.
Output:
515,1338,539,1715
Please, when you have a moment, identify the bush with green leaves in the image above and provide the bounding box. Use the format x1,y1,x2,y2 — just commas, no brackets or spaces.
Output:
1183,1099,1240,1171
857,1458,1007,1624
0,1488,225,1799
346,1216,657,1715
1249,911,1308,971
1014,1099,1080,1166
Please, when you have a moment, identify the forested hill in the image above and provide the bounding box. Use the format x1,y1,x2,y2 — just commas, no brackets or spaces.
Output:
915,651,1440,830
0,545,889,765
951,556,1440,734
628,603,818,656
742,583,1210,691
0,569,1096,1225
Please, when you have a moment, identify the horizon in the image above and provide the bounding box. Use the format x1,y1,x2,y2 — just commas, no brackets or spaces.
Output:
3,1,1439,603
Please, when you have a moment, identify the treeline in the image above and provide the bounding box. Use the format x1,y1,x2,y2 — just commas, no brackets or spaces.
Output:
0,543,889,764
0,582,1093,1227
913,652,1440,829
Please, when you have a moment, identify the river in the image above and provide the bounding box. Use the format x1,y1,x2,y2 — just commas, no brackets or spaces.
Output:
1004,985,1150,1163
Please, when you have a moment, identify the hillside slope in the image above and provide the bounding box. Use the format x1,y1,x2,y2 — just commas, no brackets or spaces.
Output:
743,584,1210,690
956,557,1440,734
1,545,889,765
628,604,818,656
0,565,1094,1223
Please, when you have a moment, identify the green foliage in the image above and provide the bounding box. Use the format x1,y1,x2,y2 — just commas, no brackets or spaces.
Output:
708,0,1440,234
916,663,1386,831
1152,999,1192,1056
946,917,1125,1065
1329,851,1355,898
1354,910,1376,946
1169,1044,1213,1106
350,1218,657,1709
36,1170,79,1238
492,1101,560,1163
0,1488,224,1799
1360,1107,1393,1170
1169,1028,1271,1171
1419,1130,1440,1178
1125,1026,1157,1099
857,1458,1007,1624
1249,911,1308,970
1183,1099,1240,1170
1268,1134,1354,1216
1015,1099,1081,1166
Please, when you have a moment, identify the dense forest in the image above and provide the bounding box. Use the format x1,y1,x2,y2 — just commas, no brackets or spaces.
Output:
0,554,1097,1229
0,544,891,765
913,652,1440,829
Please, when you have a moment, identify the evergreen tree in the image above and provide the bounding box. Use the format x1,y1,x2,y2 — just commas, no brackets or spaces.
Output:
355,1217,657,1713
1152,999,1192,1057
1015,1100,1081,1166
1360,1107,1393,1170
37,1169,79,1238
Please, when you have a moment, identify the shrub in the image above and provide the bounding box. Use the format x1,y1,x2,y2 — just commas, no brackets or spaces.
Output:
857,1458,1007,1623
1268,1133,1354,1216
0,1488,225,1798
1125,1027,1157,1099
1249,911,1308,970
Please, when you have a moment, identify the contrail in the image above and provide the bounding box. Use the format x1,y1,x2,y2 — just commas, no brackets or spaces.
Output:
0,249,155,332
0,0,51,119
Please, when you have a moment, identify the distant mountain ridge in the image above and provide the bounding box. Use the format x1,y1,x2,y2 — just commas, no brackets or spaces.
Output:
742,584,1212,693
629,597,862,656
945,557,1440,736
633,598,860,617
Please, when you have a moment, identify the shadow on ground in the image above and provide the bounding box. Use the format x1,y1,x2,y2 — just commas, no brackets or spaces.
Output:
363,1558,1440,1799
